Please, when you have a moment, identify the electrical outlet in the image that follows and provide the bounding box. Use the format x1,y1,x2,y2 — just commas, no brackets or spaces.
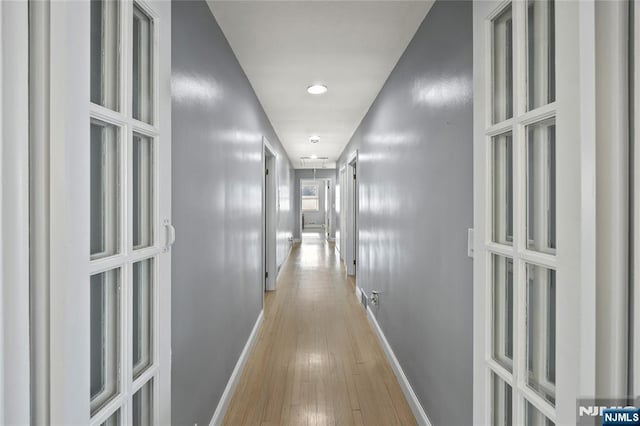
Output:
370,291,379,307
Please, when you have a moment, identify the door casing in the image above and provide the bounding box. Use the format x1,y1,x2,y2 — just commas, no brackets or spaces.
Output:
0,1,30,423
263,138,278,292
346,150,358,277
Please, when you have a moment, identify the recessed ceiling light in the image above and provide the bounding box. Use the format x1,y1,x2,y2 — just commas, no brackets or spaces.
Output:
310,136,320,144
310,154,318,159
307,84,328,95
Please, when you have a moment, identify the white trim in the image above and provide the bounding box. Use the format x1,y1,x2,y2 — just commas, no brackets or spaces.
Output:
276,239,294,281
594,0,629,396
634,0,640,398
347,149,358,165
292,238,301,243
1,1,30,423
263,137,278,292
209,310,264,426
346,151,358,276
47,2,92,423
28,2,52,422
355,285,363,303
338,166,346,260
365,306,432,426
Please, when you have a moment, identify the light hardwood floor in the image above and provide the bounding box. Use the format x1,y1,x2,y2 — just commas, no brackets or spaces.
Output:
223,235,417,426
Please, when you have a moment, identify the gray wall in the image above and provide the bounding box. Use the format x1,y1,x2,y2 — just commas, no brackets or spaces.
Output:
293,169,336,239
171,2,295,424
335,1,473,425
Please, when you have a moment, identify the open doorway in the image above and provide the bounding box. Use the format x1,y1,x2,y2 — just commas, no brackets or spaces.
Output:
300,178,330,243
263,138,277,292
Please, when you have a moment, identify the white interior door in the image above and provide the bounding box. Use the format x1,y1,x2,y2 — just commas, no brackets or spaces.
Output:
346,152,358,276
473,1,595,424
35,1,172,423
263,140,277,291
88,1,172,423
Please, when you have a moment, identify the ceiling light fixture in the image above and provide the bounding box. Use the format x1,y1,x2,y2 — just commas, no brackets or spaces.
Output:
310,136,320,144
310,154,318,159
307,84,328,95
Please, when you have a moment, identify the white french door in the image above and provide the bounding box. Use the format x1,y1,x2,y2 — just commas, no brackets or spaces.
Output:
36,1,172,424
473,1,595,424
88,1,172,424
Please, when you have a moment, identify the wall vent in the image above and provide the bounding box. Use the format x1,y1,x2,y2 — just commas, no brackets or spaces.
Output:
361,292,367,309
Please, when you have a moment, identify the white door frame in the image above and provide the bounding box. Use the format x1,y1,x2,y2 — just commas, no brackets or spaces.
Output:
336,167,344,256
29,1,172,423
324,179,331,240
263,137,278,292
0,1,31,423
633,0,640,399
472,1,596,424
346,150,358,277
339,166,346,259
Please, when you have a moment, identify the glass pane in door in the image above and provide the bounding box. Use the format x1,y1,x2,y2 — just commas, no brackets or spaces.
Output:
527,0,556,110
526,263,556,405
91,120,121,259
133,133,154,249
492,373,513,426
526,118,556,254
493,255,514,372
132,379,154,426
132,4,153,124
90,269,121,415
492,132,514,245
133,258,153,378
90,0,119,110
101,409,121,426
492,4,513,123
525,400,555,426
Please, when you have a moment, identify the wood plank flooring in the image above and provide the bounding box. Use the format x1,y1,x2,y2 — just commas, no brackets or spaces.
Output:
223,235,416,426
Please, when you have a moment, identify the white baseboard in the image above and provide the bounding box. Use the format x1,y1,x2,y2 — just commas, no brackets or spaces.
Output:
276,241,294,281
293,238,301,243
209,310,264,426
366,306,432,426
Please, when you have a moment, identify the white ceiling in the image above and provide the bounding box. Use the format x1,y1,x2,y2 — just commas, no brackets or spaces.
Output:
207,0,434,169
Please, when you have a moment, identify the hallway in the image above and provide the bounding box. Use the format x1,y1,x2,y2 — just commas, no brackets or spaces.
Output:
224,239,416,425
3,0,637,424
